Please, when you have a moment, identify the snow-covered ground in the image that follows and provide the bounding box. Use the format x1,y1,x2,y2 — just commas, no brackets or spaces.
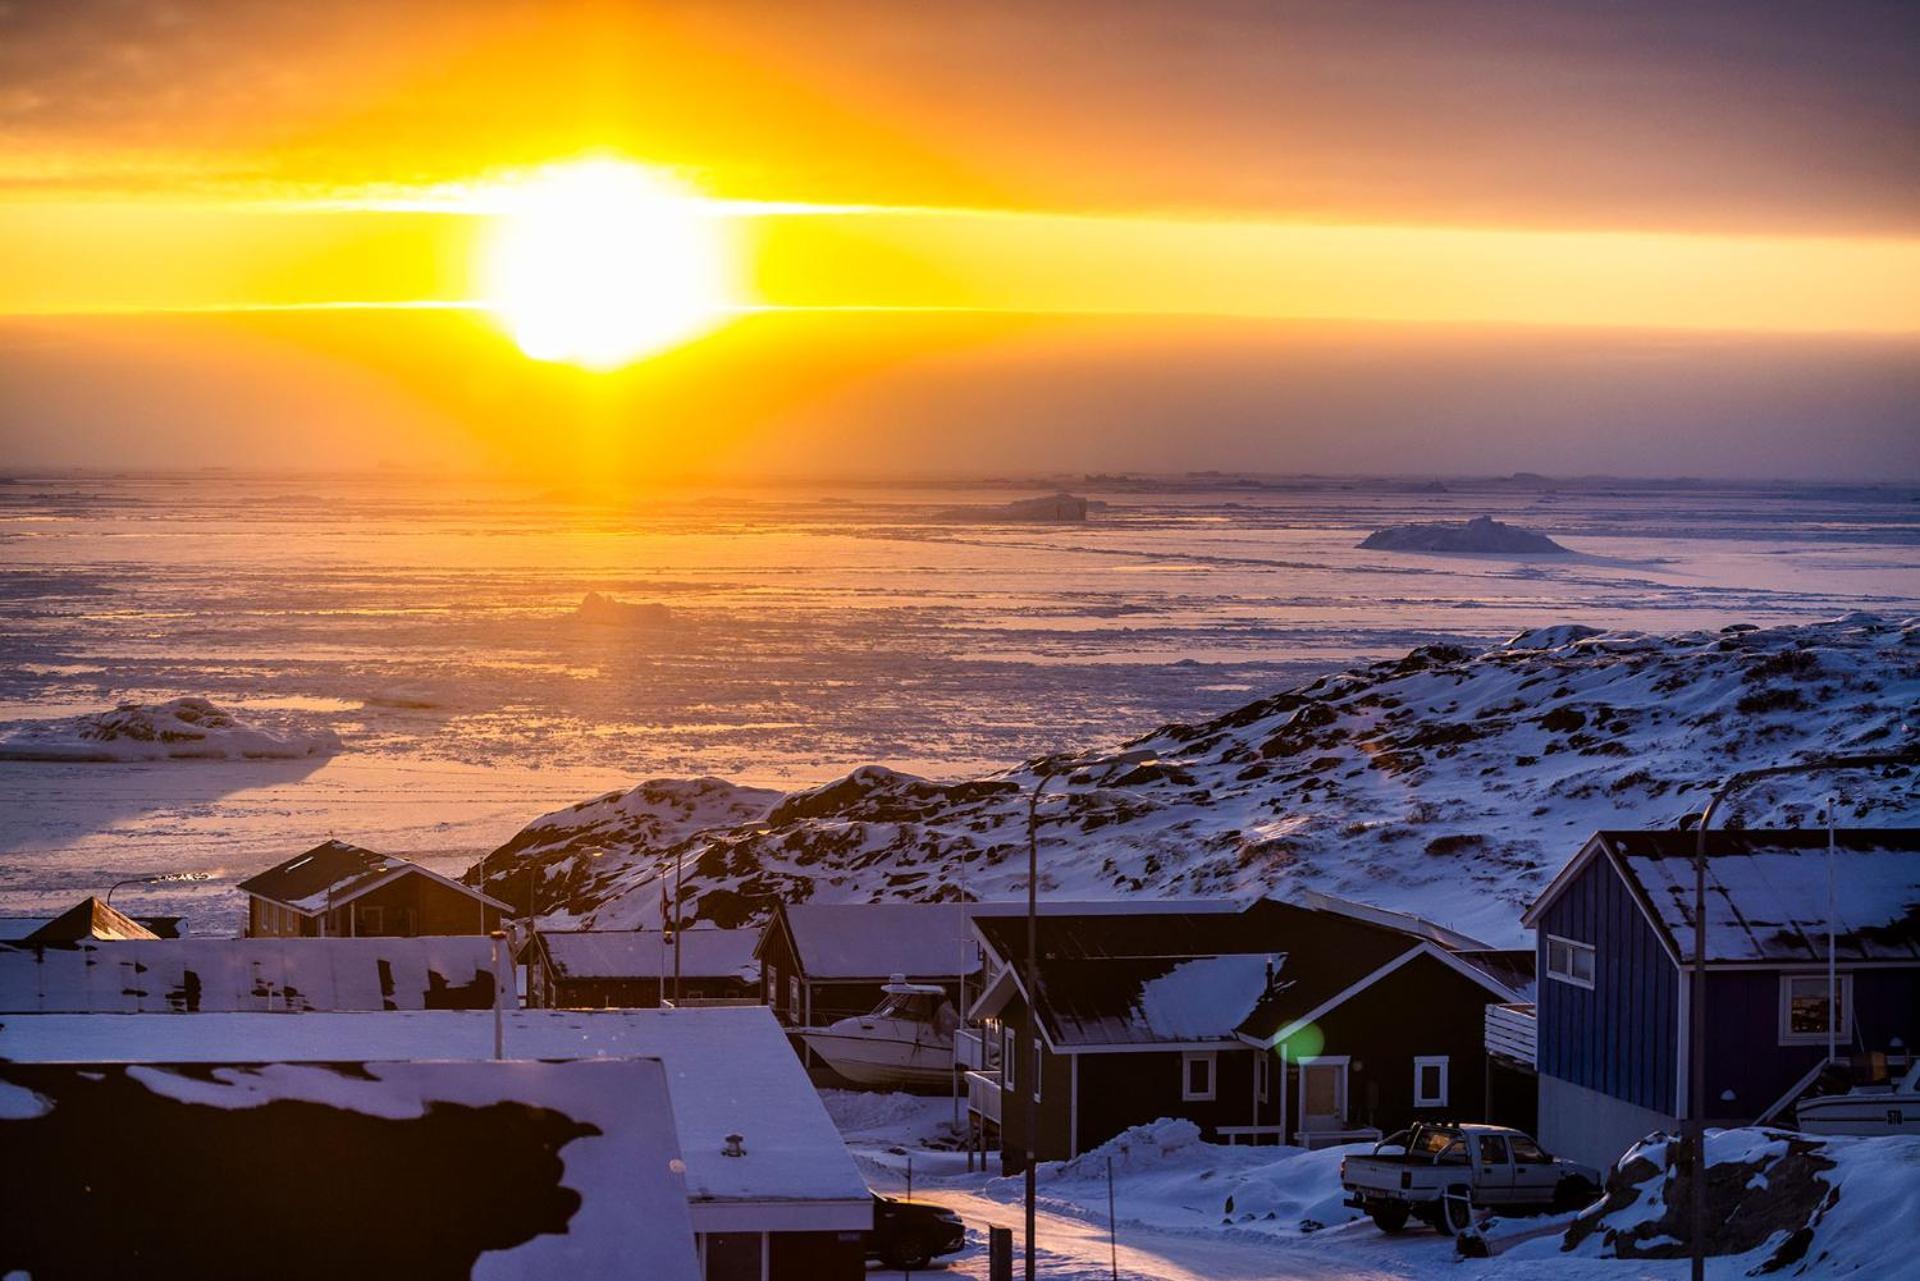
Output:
831,1091,1920,1280
2,472,1915,932
487,612,1917,946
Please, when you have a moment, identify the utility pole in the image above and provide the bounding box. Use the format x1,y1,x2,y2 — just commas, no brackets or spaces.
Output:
1685,749,1915,1281
1023,747,1156,1281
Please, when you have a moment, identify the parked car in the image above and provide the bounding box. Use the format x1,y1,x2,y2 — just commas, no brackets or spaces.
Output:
1340,1122,1600,1235
867,1193,966,1268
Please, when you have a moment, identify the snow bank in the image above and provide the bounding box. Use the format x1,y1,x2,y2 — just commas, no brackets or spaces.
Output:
1360,515,1567,553
1549,1126,1920,1275
993,1120,1364,1237
0,697,340,762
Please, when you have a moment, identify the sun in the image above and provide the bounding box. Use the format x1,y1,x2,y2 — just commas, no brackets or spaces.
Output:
479,160,736,369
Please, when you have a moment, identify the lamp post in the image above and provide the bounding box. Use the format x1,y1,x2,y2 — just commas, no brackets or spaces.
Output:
105,871,211,906
1023,746,1156,1281
1684,749,1915,1281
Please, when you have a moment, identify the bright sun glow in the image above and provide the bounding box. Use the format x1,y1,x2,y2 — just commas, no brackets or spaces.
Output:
480,161,735,369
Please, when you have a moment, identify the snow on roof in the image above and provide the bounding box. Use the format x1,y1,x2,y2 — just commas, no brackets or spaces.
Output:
0,1005,870,1224
541,928,759,981
780,898,1245,979
235,839,509,915
779,903,980,980
0,1057,698,1280
1600,829,1920,963
973,899,1425,1048
0,937,499,1013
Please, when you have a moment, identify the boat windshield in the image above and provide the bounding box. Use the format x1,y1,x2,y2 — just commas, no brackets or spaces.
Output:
872,992,953,1028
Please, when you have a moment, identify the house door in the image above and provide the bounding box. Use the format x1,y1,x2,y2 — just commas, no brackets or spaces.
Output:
1297,1057,1348,1134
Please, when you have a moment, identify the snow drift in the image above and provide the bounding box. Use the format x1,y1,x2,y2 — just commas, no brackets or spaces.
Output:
990,1118,1363,1236
1360,514,1567,553
0,698,340,762
1552,1126,1920,1275
478,614,1918,944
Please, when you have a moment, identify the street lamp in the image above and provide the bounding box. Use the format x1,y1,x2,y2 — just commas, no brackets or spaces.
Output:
1683,749,1915,1281
105,871,211,906
1023,746,1157,1281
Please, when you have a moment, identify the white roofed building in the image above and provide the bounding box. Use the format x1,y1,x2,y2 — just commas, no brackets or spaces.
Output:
0,1004,874,1280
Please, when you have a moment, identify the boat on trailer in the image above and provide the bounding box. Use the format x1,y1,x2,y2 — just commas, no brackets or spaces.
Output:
800,977,958,1089
1795,1060,1920,1137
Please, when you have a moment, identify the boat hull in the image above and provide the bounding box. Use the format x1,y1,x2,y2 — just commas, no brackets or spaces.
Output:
801,1029,955,1089
1795,1093,1919,1137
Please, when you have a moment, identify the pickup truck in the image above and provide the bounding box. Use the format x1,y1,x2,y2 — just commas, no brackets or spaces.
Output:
1339,1123,1600,1235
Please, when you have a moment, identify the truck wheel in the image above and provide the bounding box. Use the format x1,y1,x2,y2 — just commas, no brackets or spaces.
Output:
1438,1187,1473,1236
1368,1203,1411,1234
884,1233,932,1270
1553,1175,1598,1213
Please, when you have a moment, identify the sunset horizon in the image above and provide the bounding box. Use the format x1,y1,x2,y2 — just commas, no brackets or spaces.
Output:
2,6,1916,1280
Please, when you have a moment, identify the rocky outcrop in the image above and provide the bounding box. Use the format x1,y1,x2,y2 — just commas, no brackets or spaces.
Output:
476,614,1918,942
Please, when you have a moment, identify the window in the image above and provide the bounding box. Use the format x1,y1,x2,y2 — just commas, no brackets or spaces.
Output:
1478,1134,1508,1166
788,976,801,1018
1182,1051,1217,1102
1002,1026,1018,1088
1032,1041,1044,1101
1546,935,1596,989
765,963,777,1004
1779,974,1853,1045
1414,1055,1450,1108
1255,1052,1271,1104
1510,1135,1548,1164
358,905,384,935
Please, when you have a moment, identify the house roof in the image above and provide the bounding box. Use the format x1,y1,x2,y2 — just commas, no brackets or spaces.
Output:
0,1057,699,1281
22,897,159,942
540,927,760,982
770,897,1244,981
235,840,510,915
1592,828,1920,964
0,1006,870,1226
0,915,184,940
0,936,501,1013
971,898,1469,1049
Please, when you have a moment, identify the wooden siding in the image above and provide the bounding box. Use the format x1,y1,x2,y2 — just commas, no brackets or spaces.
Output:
1075,1046,1275,1157
1704,966,1920,1123
1303,952,1498,1133
1537,849,1677,1115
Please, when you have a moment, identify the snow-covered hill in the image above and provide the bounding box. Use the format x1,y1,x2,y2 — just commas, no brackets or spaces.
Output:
0,697,340,762
478,615,1918,944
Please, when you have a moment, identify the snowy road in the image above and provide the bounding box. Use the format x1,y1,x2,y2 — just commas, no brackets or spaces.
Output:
866,1173,1422,1281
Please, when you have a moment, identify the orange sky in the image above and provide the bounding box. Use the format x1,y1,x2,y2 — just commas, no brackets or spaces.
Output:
0,0,1915,477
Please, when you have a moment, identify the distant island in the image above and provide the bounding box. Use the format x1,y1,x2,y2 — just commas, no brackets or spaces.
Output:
935,492,1089,523
1360,514,1568,554
575,593,674,626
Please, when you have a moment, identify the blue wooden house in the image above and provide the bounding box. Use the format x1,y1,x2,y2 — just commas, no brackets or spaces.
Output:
1521,828,1920,1170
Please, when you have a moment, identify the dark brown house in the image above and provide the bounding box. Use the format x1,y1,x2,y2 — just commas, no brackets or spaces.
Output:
525,927,761,1008
967,896,1524,1172
238,840,509,938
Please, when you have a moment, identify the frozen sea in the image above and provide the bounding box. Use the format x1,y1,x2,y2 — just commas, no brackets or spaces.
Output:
2,471,1916,931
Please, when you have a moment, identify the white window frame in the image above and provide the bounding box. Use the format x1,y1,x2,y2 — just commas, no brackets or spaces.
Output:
1002,1025,1018,1089
1181,1051,1218,1102
1032,1040,1044,1102
1413,1055,1450,1108
788,976,801,1016
1255,1051,1271,1104
1778,973,1853,1045
1545,934,1596,989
